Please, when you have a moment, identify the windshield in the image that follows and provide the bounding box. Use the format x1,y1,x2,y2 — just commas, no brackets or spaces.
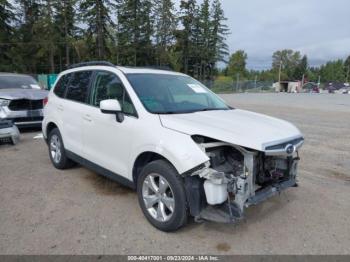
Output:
126,74,230,114
0,75,40,89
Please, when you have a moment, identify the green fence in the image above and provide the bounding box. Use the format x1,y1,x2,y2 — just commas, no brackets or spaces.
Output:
37,74,58,90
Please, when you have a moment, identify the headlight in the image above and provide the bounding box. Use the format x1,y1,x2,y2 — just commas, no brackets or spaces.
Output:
0,99,10,107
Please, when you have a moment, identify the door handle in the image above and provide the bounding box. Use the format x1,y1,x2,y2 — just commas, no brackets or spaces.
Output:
57,105,64,111
83,114,92,122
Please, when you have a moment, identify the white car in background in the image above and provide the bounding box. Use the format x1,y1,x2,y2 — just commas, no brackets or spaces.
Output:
42,61,304,232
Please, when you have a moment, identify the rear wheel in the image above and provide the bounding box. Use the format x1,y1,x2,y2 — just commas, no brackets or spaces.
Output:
137,160,187,232
48,128,74,169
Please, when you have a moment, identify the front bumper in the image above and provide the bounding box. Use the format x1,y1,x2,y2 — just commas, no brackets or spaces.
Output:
0,106,43,127
193,144,300,224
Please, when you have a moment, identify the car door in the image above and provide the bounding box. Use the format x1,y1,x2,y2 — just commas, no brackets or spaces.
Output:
61,70,93,155
82,70,138,178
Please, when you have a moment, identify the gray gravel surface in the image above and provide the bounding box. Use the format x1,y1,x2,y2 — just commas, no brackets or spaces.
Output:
0,93,349,255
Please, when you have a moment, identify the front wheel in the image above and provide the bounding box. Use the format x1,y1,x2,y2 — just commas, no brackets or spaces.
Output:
137,160,188,232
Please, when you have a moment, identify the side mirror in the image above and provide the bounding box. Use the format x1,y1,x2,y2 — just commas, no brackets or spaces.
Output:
100,99,124,123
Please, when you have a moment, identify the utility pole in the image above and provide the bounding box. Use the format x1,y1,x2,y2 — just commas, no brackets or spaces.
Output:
236,73,240,92
254,75,257,90
278,61,282,92
278,61,282,83
301,74,305,89
317,75,321,89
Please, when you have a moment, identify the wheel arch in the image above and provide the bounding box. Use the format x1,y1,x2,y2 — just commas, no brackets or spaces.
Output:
46,122,58,136
132,151,177,187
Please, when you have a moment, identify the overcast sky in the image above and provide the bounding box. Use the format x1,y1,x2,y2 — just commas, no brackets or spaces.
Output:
185,0,350,70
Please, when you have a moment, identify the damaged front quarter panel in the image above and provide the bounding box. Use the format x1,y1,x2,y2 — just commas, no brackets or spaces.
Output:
183,136,301,224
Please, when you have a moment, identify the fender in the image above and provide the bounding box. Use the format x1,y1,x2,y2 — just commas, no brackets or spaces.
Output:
129,130,209,180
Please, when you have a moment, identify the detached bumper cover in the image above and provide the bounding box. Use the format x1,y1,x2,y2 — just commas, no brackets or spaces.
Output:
0,120,20,144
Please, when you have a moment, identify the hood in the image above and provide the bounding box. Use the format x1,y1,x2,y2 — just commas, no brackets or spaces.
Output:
0,88,49,100
159,109,303,151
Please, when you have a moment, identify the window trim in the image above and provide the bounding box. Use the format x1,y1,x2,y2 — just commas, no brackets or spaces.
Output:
87,70,138,118
63,70,94,105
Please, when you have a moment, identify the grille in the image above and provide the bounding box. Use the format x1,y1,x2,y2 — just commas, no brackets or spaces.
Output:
8,99,43,111
265,137,304,151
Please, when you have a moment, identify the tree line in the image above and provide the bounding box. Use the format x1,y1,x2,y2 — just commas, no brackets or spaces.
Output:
224,49,350,83
0,0,229,80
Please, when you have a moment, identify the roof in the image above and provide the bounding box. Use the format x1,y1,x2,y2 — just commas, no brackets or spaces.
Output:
60,65,184,77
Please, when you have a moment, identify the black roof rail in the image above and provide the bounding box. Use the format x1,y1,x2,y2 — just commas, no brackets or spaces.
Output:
67,61,115,69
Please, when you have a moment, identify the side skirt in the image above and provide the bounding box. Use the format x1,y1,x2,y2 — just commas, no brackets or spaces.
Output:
66,150,136,190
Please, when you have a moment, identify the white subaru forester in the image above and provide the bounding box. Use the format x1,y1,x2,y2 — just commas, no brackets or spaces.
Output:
43,61,304,232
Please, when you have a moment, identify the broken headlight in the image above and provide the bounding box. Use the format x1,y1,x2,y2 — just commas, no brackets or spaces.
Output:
0,99,10,107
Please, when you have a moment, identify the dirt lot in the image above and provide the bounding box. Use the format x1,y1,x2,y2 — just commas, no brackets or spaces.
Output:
0,93,349,255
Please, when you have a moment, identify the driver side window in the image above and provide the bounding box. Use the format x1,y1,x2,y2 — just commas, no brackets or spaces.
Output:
90,71,136,116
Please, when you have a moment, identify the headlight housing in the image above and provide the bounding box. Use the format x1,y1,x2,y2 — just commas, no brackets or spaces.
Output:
0,99,10,107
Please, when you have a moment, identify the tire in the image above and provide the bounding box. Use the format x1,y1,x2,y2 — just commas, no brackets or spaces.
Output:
137,160,188,232
48,128,74,169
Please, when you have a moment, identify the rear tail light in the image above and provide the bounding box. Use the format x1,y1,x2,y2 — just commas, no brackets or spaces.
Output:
43,97,49,107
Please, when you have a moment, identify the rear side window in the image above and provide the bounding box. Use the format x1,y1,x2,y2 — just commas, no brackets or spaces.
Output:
66,71,93,103
53,74,71,98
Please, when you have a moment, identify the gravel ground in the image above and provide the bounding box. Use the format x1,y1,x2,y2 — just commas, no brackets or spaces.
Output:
0,93,349,255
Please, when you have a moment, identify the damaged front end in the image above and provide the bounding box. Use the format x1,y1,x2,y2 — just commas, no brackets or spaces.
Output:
184,136,303,224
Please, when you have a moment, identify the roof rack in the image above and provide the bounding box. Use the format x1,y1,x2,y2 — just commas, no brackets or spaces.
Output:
67,61,115,69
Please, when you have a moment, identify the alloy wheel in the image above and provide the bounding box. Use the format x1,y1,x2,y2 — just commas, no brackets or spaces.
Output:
142,173,175,222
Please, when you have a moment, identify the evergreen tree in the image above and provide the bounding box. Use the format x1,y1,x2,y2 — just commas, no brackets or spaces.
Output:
79,0,116,60
177,0,197,74
15,0,42,72
344,55,350,82
116,0,154,66
153,0,177,66
33,0,57,73
293,55,308,80
194,0,210,79
0,0,16,71
53,0,78,68
210,0,229,66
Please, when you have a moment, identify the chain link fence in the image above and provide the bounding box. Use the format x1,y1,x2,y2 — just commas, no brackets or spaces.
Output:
202,79,275,93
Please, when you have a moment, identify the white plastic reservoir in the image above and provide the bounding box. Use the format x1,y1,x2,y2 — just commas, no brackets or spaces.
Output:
204,180,228,205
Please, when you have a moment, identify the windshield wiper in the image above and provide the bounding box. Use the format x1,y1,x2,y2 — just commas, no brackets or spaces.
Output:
154,111,178,115
193,108,229,112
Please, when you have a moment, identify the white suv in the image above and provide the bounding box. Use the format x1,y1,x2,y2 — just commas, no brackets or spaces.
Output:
43,62,304,232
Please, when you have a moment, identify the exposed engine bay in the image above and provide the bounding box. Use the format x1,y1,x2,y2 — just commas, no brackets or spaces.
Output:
185,136,301,223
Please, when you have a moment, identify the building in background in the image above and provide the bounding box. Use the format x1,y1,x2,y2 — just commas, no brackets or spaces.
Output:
274,81,302,93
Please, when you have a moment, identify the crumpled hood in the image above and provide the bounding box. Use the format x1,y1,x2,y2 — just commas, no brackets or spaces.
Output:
160,109,303,151
0,88,48,100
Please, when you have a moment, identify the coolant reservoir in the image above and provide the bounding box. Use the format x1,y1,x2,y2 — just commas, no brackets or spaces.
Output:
204,180,228,205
